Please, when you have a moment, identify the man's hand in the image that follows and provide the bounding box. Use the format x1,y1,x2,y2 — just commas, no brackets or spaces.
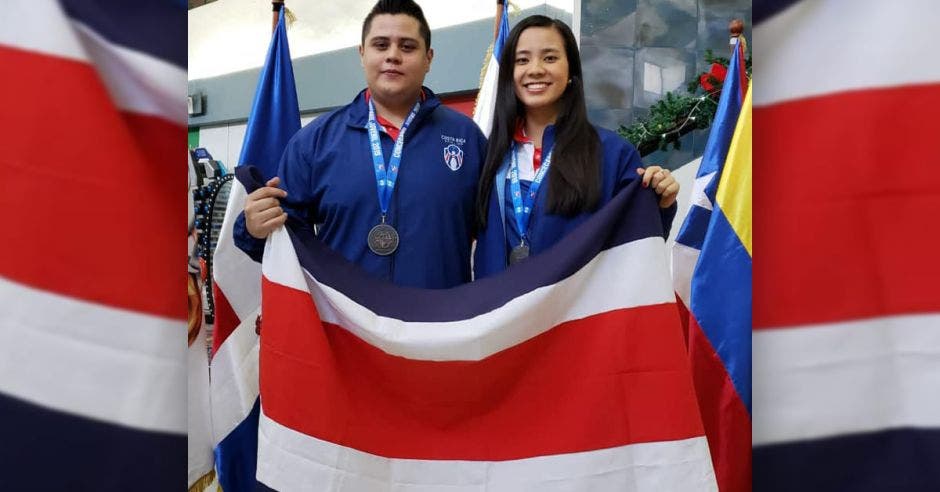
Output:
637,166,679,208
245,177,288,239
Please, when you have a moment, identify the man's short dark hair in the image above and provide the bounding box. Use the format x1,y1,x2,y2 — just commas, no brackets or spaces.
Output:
361,0,431,50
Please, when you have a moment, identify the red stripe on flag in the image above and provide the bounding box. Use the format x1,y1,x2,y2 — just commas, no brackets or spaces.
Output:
260,277,704,460
211,283,242,356
0,46,185,320
676,293,691,347
754,83,940,329
688,314,751,492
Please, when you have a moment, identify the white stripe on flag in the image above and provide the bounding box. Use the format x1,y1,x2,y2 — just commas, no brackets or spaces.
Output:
0,276,185,434
473,54,500,136
188,320,214,486
257,409,717,492
210,309,260,444
262,228,675,362
71,22,187,125
671,242,700,308
755,0,940,106
214,181,263,323
753,313,940,446
0,1,185,126
0,1,86,61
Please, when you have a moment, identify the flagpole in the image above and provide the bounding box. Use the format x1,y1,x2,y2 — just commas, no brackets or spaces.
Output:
493,0,505,42
729,18,749,97
272,0,284,34
729,18,747,55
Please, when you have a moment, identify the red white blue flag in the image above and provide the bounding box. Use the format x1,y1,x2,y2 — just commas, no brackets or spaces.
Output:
0,0,186,489
753,0,940,490
243,167,718,491
473,0,510,137
208,7,300,492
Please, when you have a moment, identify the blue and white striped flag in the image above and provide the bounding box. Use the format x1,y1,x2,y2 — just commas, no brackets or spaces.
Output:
473,0,510,137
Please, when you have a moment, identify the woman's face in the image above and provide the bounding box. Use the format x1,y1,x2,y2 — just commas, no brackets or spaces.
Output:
512,26,570,118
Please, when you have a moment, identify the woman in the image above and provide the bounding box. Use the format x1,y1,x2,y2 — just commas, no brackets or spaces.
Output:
473,15,679,279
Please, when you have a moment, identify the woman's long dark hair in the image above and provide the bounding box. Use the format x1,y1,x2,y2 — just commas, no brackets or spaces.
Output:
475,15,600,230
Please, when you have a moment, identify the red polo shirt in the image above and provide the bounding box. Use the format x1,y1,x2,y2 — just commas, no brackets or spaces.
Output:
364,89,426,140
513,119,542,172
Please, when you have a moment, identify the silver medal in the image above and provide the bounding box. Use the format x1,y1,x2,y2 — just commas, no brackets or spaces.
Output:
509,243,530,265
368,223,399,256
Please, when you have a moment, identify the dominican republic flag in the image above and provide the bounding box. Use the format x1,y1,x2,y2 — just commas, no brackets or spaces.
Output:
189,152,215,490
242,166,718,491
472,0,509,137
0,1,186,490
672,37,751,492
208,7,300,492
753,0,940,490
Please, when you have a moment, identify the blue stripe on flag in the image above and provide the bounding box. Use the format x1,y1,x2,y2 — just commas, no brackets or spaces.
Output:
237,8,300,178
676,206,711,250
59,0,186,68
754,428,940,491
754,0,803,25
689,207,752,412
697,52,744,197
0,392,185,491
239,166,666,323
216,399,261,492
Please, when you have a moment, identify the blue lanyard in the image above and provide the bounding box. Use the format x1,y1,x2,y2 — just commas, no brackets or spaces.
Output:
508,142,553,245
366,99,421,217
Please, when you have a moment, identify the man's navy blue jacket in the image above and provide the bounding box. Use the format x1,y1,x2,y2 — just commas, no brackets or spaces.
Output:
235,88,486,289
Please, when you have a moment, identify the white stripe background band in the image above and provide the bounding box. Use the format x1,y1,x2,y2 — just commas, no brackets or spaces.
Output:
210,309,261,444
755,0,940,107
214,181,264,323
670,242,700,308
262,227,676,362
473,54,499,137
0,0,186,126
0,1,87,61
753,313,940,446
0,276,186,434
257,410,718,492
188,320,214,485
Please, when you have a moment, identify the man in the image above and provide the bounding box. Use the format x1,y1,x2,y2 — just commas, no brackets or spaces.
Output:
236,0,485,289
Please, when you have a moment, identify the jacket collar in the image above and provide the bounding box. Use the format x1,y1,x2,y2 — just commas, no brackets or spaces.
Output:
346,86,440,130
513,118,557,153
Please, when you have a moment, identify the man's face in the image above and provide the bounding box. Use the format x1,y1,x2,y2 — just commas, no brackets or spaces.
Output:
359,14,433,107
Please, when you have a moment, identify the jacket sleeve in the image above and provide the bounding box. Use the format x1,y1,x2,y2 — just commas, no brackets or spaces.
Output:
233,211,265,262
232,127,319,262
612,138,677,239
660,201,678,238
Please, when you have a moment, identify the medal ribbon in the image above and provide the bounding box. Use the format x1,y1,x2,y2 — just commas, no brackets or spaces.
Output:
508,141,553,245
366,99,421,218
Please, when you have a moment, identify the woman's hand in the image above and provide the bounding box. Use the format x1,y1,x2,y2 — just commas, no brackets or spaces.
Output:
637,166,679,208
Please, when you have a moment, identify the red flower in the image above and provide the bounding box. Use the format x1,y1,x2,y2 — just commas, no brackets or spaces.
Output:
699,62,728,95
